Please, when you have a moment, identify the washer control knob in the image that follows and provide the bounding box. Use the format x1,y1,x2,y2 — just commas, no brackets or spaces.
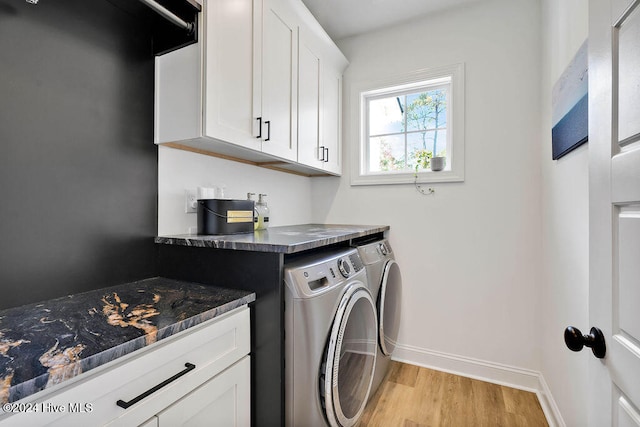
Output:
379,243,389,256
337,258,351,278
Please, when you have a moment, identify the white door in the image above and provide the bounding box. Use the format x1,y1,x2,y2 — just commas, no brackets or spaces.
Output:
203,0,262,151
297,28,322,168
261,0,298,161
322,67,342,175
589,0,640,425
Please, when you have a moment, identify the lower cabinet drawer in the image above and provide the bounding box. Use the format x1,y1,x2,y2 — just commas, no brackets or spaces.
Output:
0,306,250,427
146,356,251,427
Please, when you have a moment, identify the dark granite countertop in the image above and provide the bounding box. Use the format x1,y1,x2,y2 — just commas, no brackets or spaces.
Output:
155,224,389,254
0,277,255,405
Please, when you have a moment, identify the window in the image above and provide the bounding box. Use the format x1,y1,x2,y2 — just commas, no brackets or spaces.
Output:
367,81,450,173
351,64,464,185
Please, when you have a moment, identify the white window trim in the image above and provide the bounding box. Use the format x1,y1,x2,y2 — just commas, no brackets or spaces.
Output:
350,63,465,186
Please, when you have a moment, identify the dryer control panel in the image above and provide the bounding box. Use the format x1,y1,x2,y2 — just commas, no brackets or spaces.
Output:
356,239,393,265
283,249,368,299
378,241,391,256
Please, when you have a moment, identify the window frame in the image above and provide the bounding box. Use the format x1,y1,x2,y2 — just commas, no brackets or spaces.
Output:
350,63,465,186
365,81,451,175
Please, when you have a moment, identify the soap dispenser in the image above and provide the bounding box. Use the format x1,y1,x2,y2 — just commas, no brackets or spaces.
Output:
256,194,270,230
247,193,258,231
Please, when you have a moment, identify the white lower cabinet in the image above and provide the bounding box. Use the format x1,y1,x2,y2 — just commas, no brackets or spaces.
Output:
0,307,250,427
147,356,250,427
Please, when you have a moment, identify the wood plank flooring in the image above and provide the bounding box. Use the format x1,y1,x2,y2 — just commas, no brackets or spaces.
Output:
359,362,548,427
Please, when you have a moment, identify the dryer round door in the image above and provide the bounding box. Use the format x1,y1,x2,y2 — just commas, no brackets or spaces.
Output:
321,283,377,427
379,260,402,356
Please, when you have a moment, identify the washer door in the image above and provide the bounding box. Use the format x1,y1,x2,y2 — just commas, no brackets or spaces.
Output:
321,283,377,427
379,260,402,356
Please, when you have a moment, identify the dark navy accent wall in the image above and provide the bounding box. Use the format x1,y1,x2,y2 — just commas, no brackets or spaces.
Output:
0,0,158,308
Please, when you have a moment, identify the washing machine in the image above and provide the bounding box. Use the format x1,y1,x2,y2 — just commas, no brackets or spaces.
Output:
284,248,378,427
354,238,402,400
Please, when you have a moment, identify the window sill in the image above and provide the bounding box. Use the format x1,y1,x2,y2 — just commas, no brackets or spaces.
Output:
350,169,464,186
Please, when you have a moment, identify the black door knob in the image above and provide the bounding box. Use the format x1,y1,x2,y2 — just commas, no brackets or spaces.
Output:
564,326,606,359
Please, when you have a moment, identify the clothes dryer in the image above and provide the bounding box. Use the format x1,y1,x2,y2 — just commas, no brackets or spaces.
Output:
284,248,378,427
354,238,402,400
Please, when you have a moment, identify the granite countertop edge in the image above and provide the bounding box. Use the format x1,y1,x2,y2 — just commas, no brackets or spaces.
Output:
10,294,255,403
155,224,390,254
1,278,255,405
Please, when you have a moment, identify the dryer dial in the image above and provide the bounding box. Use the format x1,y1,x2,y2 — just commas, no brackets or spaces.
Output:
337,258,351,278
379,243,389,256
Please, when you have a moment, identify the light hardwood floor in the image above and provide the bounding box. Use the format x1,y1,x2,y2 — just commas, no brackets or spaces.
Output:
359,362,549,427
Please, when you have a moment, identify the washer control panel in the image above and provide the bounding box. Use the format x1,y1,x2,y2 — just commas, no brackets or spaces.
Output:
349,253,365,272
355,239,393,265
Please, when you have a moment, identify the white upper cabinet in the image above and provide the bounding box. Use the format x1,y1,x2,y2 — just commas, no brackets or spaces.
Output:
261,0,298,161
203,0,262,152
296,24,346,174
321,65,343,174
154,0,347,176
297,28,322,168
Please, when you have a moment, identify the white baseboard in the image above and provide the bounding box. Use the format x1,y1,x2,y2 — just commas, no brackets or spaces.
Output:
392,343,565,427
536,374,566,427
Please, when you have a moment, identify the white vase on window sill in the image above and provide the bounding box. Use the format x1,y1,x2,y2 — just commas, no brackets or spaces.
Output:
430,156,446,171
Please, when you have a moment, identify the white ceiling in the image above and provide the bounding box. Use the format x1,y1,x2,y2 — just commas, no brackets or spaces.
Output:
300,0,484,40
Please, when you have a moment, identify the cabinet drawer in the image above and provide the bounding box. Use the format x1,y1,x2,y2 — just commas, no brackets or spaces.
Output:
0,306,250,427
156,356,250,426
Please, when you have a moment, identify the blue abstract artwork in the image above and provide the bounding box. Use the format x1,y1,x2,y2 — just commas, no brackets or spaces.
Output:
551,40,588,160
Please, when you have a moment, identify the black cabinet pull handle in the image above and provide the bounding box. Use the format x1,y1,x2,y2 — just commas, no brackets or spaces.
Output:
264,120,271,141
564,326,606,358
116,362,196,409
256,117,262,139
324,147,329,163
319,146,325,161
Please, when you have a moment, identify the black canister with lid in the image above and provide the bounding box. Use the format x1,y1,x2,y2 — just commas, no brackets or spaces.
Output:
197,199,255,235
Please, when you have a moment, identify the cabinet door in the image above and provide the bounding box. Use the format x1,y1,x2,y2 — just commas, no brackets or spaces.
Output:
157,357,250,427
322,67,342,175
297,29,322,168
155,43,202,144
203,0,262,151
261,0,298,161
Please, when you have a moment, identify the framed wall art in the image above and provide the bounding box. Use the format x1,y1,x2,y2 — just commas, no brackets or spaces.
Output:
551,40,588,160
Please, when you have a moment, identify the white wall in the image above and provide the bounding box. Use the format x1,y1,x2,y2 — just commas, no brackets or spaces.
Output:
540,1,589,426
158,146,313,235
313,0,543,377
